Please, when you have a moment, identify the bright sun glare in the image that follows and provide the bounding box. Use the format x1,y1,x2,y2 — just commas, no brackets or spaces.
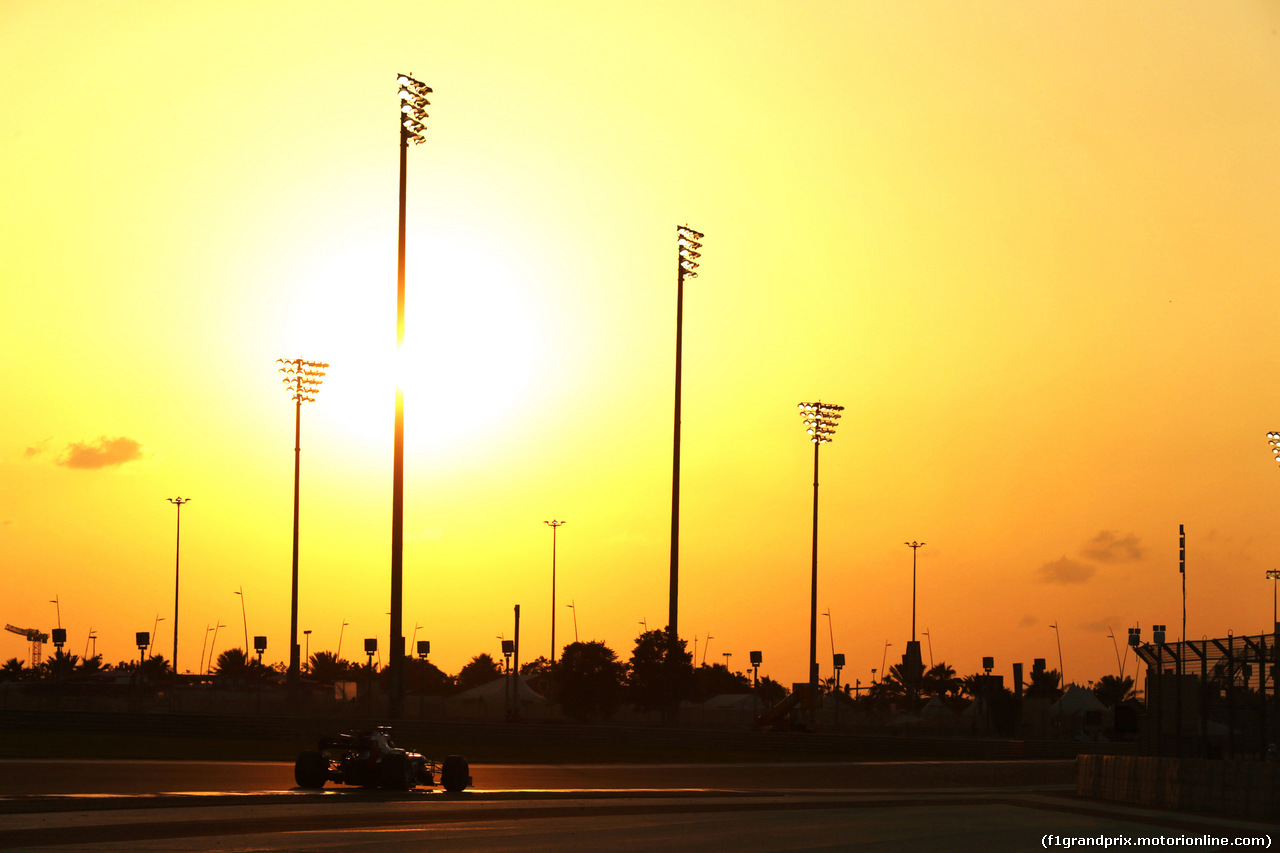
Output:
281,228,541,450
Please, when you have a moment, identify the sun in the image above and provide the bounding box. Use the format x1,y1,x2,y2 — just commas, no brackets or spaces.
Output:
277,226,543,451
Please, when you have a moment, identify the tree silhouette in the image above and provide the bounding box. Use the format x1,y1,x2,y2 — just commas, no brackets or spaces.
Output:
626,627,692,712
1091,674,1135,707
212,648,270,685
520,655,555,678
690,662,750,702
1,658,26,681
39,650,79,680
403,657,452,695
519,656,558,701
1024,668,1063,701
756,674,788,706
922,662,961,700
137,654,171,682
456,653,503,692
307,651,352,684
557,640,626,722
214,647,250,677
79,654,104,674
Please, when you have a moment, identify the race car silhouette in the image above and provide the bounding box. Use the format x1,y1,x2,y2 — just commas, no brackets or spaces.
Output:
293,726,470,792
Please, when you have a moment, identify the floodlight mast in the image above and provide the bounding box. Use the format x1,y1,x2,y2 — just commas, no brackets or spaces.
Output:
798,400,843,709
277,357,327,691
390,73,431,716
165,497,191,678
669,225,703,686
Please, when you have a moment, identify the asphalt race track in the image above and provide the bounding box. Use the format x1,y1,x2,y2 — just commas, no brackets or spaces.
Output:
0,760,1272,852
0,758,1074,796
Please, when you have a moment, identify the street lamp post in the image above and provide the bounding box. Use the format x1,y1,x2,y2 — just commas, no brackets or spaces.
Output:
199,624,212,676
148,615,164,656
1107,626,1124,678
798,400,843,707
389,71,432,719
1267,570,1280,631
544,520,566,661
208,622,226,674
1050,622,1065,685
566,601,578,644
234,587,249,653
166,497,190,676
277,357,327,692
670,225,703,666
905,542,925,642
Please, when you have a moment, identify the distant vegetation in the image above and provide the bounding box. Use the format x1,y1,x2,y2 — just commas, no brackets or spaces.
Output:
0,627,1140,721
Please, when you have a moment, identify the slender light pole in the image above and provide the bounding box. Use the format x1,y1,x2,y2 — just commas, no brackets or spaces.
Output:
234,587,249,653
823,608,835,662
208,622,226,674
1050,622,1065,685
199,624,212,676
566,601,578,644
1107,626,1124,677
669,225,703,665
277,358,327,691
148,615,164,656
166,497,190,676
905,541,925,642
545,520,566,661
798,400,843,705
1267,570,1280,631
390,72,432,718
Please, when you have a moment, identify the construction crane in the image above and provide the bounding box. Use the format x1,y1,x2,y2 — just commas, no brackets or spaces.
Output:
4,624,49,668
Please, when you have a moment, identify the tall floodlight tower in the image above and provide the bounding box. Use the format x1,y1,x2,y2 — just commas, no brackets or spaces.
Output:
669,225,703,664
277,357,327,689
166,497,191,677
390,72,431,716
545,520,566,661
798,400,843,706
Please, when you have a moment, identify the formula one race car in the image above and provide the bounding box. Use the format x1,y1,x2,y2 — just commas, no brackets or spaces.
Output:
293,726,471,792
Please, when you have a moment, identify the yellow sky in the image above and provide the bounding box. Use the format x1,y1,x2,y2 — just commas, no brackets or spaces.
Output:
4,1,1280,688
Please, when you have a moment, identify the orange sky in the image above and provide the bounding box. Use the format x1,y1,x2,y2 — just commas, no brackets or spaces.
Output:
4,1,1280,690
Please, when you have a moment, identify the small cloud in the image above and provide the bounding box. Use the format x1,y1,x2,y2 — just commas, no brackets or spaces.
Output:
1037,556,1095,585
1079,530,1143,563
24,438,50,459
1018,615,1039,628
57,436,143,469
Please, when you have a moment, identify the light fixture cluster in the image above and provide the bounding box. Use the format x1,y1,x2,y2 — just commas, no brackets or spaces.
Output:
798,401,844,444
1268,431,1280,464
397,73,432,145
277,358,329,403
677,225,703,279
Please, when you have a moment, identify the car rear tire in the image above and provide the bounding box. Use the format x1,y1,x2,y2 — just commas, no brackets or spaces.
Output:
441,755,470,793
294,750,327,789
